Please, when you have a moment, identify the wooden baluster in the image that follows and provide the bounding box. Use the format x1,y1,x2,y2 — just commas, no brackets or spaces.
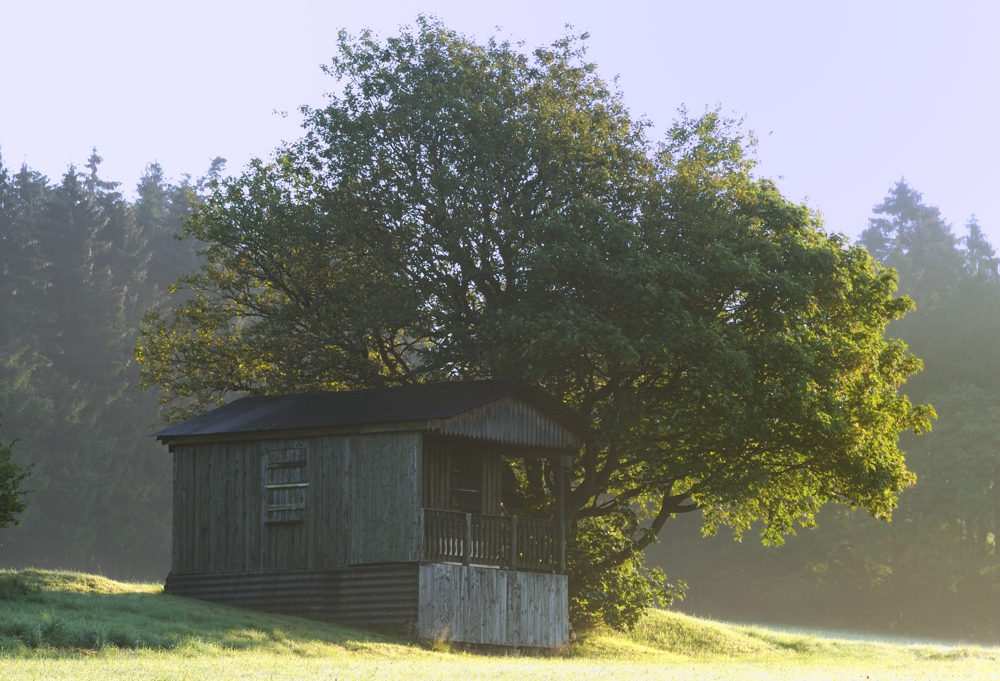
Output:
431,511,437,561
492,516,499,565
427,511,433,561
480,515,485,562
430,512,436,560
497,517,502,565
534,521,539,566
464,513,471,566
526,520,534,567
487,516,493,563
471,514,477,563
513,517,520,570
495,516,501,565
526,519,532,567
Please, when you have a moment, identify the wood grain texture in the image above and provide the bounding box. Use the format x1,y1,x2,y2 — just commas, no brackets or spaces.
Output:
172,432,423,574
418,563,568,648
422,439,450,511
428,396,580,449
422,437,502,515
264,448,308,524
344,432,422,565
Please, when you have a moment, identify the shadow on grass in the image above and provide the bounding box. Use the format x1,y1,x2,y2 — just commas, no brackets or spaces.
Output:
0,569,399,656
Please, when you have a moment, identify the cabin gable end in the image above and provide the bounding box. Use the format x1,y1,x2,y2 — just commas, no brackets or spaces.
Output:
428,395,580,448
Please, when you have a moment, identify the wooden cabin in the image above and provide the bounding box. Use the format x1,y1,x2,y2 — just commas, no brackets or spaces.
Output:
155,380,587,648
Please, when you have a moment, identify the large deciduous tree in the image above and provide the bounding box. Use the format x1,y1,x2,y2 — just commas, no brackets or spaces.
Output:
136,19,933,628
652,183,1000,641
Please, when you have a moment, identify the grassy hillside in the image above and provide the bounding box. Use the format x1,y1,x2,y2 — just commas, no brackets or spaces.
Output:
1,569,999,680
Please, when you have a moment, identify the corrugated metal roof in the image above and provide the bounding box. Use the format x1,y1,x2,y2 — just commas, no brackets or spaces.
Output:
154,380,590,442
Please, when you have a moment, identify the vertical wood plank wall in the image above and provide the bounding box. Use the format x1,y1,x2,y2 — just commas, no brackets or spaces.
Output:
422,437,502,516
344,432,422,565
422,439,450,511
172,431,422,574
418,563,569,647
482,452,502,516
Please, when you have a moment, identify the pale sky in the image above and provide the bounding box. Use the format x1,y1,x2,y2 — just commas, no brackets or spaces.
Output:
3,0,998,245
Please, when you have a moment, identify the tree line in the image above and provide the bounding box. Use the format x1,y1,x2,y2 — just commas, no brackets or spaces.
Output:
0,152,216,578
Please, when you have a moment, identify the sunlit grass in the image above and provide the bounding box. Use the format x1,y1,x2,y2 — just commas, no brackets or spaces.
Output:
1,568,999,679
0,568,402,657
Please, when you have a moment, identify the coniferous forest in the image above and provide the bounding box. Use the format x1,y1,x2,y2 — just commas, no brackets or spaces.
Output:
0,152,220,579
2,146,1000,639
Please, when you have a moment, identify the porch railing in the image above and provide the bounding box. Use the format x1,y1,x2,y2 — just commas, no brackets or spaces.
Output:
422,508,558,573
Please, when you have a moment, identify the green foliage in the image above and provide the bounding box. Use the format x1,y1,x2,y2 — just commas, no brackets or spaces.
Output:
136,19,930,629
652,181,1000,642
800,184,1000,636
568,514,682,630
0,421,31,539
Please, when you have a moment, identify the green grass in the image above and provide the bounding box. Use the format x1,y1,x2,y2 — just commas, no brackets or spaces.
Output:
1,569,999,679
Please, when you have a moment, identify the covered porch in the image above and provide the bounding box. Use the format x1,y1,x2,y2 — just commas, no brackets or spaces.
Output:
421,434,572,574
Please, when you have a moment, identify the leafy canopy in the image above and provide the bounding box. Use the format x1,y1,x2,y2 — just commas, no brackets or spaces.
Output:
137,18,932,628
0,421,31,540
652,183,999,640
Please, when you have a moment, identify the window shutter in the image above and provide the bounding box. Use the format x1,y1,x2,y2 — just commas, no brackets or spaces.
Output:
264,448,308,524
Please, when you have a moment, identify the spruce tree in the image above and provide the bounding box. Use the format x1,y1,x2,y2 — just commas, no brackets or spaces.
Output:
0,153,211,578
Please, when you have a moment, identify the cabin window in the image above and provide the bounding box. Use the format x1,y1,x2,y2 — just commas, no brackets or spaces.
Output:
449,453,483,514
265,448,308,524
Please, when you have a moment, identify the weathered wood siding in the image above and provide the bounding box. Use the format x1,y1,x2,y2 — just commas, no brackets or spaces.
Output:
423,439,450,511
422,437,502,515
172,432,422,575
173,440,266,575
264,447,308,524
343,432,422,565
484,453,502,516
262,439,316,572
418,564,569,648
429,396,580,449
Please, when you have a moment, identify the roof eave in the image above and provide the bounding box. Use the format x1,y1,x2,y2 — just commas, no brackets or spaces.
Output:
156,419,434,446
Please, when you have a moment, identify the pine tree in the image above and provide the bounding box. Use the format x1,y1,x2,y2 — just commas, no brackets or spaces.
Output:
0,153,212,578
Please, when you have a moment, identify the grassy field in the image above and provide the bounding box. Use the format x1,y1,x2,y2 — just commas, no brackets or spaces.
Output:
1,569,998,680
